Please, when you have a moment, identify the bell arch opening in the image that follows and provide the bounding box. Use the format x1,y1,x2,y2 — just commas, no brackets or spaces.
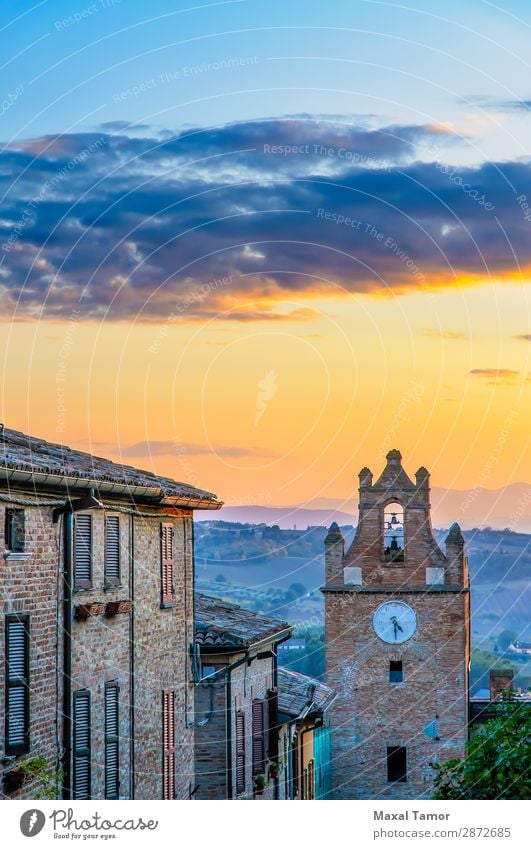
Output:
383,502,405,563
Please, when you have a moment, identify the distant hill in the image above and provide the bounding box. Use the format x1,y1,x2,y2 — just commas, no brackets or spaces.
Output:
196,483,531,531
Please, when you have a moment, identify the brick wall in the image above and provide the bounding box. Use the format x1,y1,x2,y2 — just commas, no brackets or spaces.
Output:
0,501,63,800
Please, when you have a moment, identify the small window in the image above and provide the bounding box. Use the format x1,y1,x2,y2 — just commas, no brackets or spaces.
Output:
201,665,219,681
73,690,91,799
5,615,30,755
236,711,246,795
160,523,174,607
74,514,92,589
5,509,25,552
105,682,120,799
162,689,176,799
387,746,407,782
104,516,120,586
389,661,403,683
252,700,265,776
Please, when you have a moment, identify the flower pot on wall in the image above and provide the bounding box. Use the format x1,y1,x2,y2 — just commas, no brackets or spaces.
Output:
106,600,133,616
75,602,105,620
3,767,29,794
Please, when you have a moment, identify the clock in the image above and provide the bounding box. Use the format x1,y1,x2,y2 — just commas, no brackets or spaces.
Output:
372,601,417,644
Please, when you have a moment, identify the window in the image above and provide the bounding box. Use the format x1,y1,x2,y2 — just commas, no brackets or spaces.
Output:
387,746,407,782
235,711,246,795
384,502,404,563
389,661,403,683
252,700,265,776
73,690,91,799
74,514,92,589
160,523,174,606
104,516,120,586
105,682,120,799
5,615,30,755
5,509,25,552
162,689,175,799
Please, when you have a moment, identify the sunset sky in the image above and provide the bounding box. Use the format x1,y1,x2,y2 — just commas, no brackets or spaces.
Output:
2,0,531,507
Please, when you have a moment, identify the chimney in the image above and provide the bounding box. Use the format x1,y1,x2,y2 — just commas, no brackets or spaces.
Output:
490,669,514,701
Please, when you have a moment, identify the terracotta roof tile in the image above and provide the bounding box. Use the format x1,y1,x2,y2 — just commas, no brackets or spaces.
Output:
278,667,336,719
195,594,290,650
0,425,220,505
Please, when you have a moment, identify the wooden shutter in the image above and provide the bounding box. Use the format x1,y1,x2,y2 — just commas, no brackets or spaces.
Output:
6,509,25,552
73,690,91,799
104,516,120,585
162,689,175,799
235,711,246,794
252,700,265,776
5,615,30,755
160,523,174,606
74,514,92,589
105,682,120,799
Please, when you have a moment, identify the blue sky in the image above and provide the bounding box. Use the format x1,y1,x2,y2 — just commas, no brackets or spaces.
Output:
3,0,531,163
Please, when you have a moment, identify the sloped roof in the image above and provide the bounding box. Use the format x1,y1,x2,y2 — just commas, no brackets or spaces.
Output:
277,667,336,720
0,425,221,506
195,594,290,650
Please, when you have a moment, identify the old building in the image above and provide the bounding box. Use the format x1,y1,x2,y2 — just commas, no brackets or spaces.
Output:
0,425,221,800
323,449,470,799
277,667,335,800
194,594,292,799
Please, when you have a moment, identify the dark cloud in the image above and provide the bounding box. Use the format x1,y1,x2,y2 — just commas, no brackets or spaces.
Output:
515,333,531,341
469,369,519,378
0,118,530,322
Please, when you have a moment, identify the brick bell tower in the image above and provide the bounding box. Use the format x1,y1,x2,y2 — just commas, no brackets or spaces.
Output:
323,449,470,800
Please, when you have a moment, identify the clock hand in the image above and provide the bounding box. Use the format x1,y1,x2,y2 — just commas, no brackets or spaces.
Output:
391,616,403,639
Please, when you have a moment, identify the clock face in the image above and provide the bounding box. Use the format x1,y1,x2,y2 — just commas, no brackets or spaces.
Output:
372,601,417,644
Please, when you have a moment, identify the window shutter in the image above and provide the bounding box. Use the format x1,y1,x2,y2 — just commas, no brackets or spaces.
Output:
160,523,174,605
6,509,25,552
74,514,92,589
5,616,30,755
73,690,91,799
162,689,176,799
252,700,265,776
104,516,120,585
105,682,120,799
235,711,246,794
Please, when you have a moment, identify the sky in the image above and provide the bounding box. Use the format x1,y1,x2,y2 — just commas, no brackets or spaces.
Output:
2,0,531,509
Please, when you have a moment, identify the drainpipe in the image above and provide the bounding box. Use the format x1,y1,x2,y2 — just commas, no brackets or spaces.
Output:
61,507,73,799
129,514,135,799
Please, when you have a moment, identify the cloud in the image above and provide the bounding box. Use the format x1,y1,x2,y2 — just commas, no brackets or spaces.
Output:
78,439,276,458
423,329,467,340
515,333,531,341
1,117,530,322
469,369,519,381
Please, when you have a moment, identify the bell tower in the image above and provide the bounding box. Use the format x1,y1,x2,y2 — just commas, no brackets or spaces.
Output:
323,450,470,799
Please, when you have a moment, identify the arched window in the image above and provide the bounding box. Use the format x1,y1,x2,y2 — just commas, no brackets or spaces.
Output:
384,502,404,563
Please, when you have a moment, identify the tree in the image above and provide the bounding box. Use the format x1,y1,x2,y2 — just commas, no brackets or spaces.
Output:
288,582,307,598
432,695,531,800
498,629,517,652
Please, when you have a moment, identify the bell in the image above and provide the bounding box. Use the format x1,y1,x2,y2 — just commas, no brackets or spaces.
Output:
390,513,399,525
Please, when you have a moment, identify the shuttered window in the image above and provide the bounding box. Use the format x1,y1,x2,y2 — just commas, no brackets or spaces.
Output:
160,523,174,606
74,514,92,589
252,700,265,776
5,615,30,755
105,682,120,799
5,509,25,552
235,711,246,794
73,690,91,799
162,689,175,800
104,516,120,586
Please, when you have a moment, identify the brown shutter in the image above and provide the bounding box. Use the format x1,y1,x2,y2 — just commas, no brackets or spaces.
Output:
73,690,91,800
235,711,246,794
252,700,265,775
160,523,174,606
162,689,176,799
74,514,92,589
105,682,120,799
5,615,30,755
104,516,120,586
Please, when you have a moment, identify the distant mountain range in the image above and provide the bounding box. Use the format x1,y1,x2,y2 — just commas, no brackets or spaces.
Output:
196,483,531,531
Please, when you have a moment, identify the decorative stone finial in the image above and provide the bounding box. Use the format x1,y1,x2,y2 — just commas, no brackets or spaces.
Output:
325,521,344,544
386,449,402,464
445,522,465,545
